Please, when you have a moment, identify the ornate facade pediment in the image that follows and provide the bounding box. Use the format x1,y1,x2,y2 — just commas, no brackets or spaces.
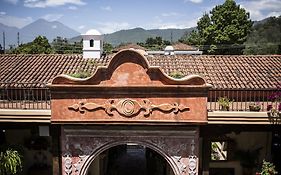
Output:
49,49,210,124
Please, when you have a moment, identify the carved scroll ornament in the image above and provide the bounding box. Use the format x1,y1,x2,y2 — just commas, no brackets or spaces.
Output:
68,99,190,117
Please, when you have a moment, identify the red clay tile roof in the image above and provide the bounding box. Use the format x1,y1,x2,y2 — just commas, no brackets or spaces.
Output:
172,42,198,51
113,43,146,52
0,54,280,89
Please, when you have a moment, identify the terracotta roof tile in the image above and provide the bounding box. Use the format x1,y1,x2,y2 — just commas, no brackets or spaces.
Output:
0,54,280,89
113,43,146,52
172,42,198,51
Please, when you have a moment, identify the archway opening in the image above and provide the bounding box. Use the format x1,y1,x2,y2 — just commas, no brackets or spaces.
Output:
86,143,175,175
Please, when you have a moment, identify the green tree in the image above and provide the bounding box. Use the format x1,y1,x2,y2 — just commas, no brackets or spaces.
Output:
181,0,252,54
138,37,171,50
145,37,155,46
103,42,113,54
12,36,53,54
52,37,82,54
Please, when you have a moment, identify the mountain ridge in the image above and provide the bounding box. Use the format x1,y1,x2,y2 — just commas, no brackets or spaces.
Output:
0,17,274,48
70,27,195,46
0,19,79,47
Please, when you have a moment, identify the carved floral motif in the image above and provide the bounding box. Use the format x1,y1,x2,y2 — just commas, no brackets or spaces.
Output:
68,99,190,117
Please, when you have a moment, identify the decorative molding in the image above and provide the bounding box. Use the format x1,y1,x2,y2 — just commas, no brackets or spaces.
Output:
64,153,72,175
172,156,187,174
188,139,197,175
188,156,197,175
68,99,190,117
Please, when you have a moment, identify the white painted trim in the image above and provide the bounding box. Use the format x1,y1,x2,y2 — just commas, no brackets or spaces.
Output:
0,109,51,116
208,111,268,117
0,110,274,124
207,111,273,124
0,109,51,123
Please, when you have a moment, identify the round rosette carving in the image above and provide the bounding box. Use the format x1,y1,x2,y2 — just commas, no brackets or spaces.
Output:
115,99,141,117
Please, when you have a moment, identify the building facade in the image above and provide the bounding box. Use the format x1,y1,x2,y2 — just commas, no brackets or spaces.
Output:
0,48,280,175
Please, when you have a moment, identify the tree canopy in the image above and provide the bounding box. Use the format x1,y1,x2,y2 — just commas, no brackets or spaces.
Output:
181,0,252,54
138,36,171,50
11,36,53,54
52,36,83,54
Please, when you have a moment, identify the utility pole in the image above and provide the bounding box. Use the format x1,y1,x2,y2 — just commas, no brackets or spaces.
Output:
17,32,20,47
3,32,5,53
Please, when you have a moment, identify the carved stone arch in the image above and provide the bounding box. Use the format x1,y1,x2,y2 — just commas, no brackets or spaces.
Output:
61,126,198,175
79,140,180,175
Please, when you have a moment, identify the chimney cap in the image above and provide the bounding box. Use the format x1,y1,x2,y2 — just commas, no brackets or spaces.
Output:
164,45,174,51
84,29,101,35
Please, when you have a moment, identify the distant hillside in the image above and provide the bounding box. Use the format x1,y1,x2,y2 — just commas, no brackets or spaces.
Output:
148,28,192,41
104,28,153,46
253,17,271,26
244,16,281,54
70,27,195,46
21,19,79,43
0,23,19,48
0,19,79,47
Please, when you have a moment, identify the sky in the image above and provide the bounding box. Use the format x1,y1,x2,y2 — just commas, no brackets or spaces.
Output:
0,0,280,34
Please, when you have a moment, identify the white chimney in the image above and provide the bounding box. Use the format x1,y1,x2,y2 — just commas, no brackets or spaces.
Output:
164,45,174,55
81,29,103,59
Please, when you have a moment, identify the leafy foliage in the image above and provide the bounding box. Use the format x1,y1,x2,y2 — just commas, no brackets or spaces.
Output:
0,148,23,175
68,71,91,78
244,16,281,55
211,142,227,161
52,36,82,54
138,36,171,50
103,42,113,54
181,0,252,54
9,36,113,55
11,36,53,54
261,160,278,175
217,97,234,111
169,71,185,79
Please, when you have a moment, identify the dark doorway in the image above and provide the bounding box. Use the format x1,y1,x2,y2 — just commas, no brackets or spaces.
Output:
87,144,174,175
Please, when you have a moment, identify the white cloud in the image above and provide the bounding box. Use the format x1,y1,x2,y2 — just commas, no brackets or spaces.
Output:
68,6,77,10
96,22,130,34
239,0,281,20
52,25,57,28
153,20,197,29
267,11,281,17
0,15,33,28
161,12,180,17
3,0,18,5
42,14,63,21
24,0,86,8
0,12,7,15
148,13,198,29
184,0,203,4
100,6,112,11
